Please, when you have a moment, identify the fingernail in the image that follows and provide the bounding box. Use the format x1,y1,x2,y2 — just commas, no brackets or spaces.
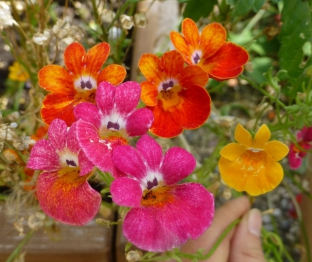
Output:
247,208,262,237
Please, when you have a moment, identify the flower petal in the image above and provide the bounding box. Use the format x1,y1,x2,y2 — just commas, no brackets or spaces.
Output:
181,18,200,49
85,42,110,75
122,183,214,252
220,143,246,161
97,64,127,85
234,123,252,147
302,126,312,142
161,147,196,185
115,81,141,115
253,124,271,148
136,135,163,171
126,108,154,137
264,140,289,161
170,31,192,64
64,42,85,75
78,150,95,176
160,50,184,77
112,145,147,180
26,140,60,171
38,65,74,94
288,144,303,170
41,93,77,126
48,119,67,151
139,53,164,84
202,42,249,80
37,171,101,226
74,102,101,129
200,22,226,59
140,81,159,106
66,122,80,153
96,82,115,115
178,65,209,88
111,177,142,207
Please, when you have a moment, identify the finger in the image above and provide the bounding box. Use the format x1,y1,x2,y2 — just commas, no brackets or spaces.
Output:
180,196,250,262
229,208,265,262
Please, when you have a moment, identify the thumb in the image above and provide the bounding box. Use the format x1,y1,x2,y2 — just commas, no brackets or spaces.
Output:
229,208,265,262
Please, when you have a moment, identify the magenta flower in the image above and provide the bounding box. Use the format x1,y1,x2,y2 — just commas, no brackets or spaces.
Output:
289,126,312,169
110,135,214,252
74,81,154,178
26,119,101,226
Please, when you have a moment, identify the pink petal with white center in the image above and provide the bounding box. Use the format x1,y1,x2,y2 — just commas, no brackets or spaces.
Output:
111,177,142,207
78,150,95,176
37,171,101,226
74,102,102,129
288,144,303,170
66,122,80,153
114,81,141,115
27,140,60,171
75,119,118,176
123,183,214,252
96,82,115,115
161,147,196,185
48,119,67,151
112,145,147,180
126,108,154,137
136,135,163,171
302,126,312,142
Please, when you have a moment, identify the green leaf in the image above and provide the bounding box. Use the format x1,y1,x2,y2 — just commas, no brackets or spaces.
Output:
278,0,312,79
251,0,266,12
231,0,255,17
183,0,218,21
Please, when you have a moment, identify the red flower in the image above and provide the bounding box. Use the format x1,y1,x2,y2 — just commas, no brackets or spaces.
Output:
38,42,127,126
139,50,211,138
170,18,249,80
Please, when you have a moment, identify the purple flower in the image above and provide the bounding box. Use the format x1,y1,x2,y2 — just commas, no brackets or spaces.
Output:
74,81,154,177
26,119,101,226
110,135,214,252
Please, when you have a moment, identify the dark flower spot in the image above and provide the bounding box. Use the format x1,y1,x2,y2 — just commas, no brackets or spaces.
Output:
193,53,200,64
66,159,77,167
81,80,92,90
147,177,158,190
162,80,174,91
107,121,120,130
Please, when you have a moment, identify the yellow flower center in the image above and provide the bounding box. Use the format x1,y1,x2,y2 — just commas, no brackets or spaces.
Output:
141,186,174,207
236,149,267,177
158,82,182,110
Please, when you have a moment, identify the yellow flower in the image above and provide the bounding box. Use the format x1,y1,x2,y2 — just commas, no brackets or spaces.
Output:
218,123,289,196
8,62,29,82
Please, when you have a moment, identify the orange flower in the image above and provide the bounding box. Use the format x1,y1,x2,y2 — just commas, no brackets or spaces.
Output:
139,50,211,138
170,18,249,80
38,42,127,126
218,124,289,196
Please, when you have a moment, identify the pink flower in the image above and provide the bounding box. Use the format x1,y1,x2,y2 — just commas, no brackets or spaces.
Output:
288,126,312,169
74,81,154,178
110,135,214,252
26,119,101,226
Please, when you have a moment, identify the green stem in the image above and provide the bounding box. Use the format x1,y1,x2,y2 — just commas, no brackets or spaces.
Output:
5,229,36,262
0,194,7,201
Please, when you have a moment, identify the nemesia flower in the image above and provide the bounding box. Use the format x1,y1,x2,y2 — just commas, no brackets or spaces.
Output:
26,119,101,226
8,62,29,82
288,126,312,169
139,50,211,138
74,81,154,177
218,123,289,196
110,135,214,252
38,42,127,126
170,18,249,80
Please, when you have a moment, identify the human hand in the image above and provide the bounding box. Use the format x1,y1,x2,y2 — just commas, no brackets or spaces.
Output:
178,196,265,262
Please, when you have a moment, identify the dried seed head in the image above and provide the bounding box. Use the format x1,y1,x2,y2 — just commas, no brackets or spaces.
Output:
0,2,17,29
120,14,134,30
134,12,147,28
126,250,142,262
102,9,115,24
33,29,51,46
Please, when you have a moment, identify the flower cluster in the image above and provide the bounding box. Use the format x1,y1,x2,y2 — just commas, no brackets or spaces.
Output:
26,18,288,252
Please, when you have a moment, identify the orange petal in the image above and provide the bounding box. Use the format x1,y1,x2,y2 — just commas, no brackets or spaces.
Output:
64,42,85,75
170,31,192,65
181,18,200,49
41,93,77,126
264,140,289,161
85,42,110,76
97,64,127,85
38,65,75,94
139,53,164,84
140,81,159,106
178,85,211,129
200,23,226,59
202,42,249,80
252,124,271,149
220,143,246,161
160,50,184,78
235,123,252,147
149,103,183,138
178,65,209,88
